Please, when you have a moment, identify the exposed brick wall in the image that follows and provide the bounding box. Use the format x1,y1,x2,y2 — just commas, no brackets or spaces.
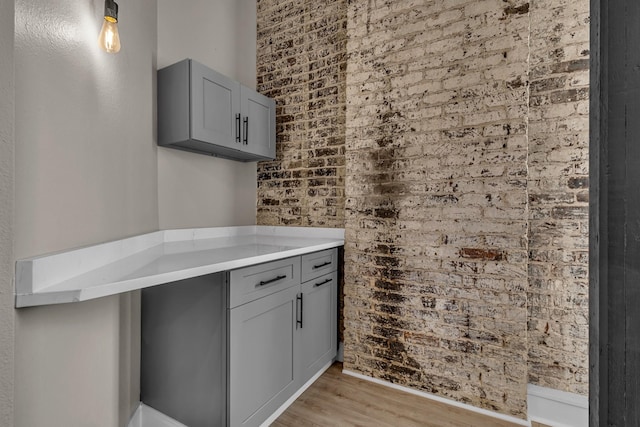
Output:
527,0,589,395
255,0,589,418
343,0,531,417
256,0,347,228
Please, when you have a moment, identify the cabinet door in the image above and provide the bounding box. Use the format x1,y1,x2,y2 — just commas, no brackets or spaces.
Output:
299,271,338,384
191,60,241,150
229,285,300,427
240,85,276,160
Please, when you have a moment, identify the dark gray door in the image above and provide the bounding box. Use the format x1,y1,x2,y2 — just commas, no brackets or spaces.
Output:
591,0,640,424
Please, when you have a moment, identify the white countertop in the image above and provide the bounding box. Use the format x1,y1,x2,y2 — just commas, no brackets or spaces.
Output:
15,226,344,308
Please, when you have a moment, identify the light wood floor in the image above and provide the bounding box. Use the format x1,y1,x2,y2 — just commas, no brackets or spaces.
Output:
272,363,525,427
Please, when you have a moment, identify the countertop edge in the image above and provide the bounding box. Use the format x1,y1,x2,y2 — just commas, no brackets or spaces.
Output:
16,227,344,308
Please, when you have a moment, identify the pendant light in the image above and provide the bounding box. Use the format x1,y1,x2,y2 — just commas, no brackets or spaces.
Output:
98,0,121,53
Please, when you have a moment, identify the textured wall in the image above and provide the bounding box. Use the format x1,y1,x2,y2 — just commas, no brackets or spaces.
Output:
256,0,347,228
0,0,14,424
256,0,589,418
157,0,258,230
527,0,590,395
344,0,531,417
13,0,157,425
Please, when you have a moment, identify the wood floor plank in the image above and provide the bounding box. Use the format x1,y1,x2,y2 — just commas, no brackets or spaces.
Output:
272,363,523,427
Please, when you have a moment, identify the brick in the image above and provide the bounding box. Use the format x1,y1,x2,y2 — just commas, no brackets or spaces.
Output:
259,0,589,418
256,0,347,229
527,0,589,397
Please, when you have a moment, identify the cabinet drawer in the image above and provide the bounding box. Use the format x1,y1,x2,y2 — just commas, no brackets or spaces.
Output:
301,249,338,283
229,257,300,308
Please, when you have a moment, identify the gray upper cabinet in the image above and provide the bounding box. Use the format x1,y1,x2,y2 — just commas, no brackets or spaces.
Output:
191,61,240,152
158,59,276,162
241,86,276,160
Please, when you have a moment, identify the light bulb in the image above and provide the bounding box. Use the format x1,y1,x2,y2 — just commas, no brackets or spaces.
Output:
98,0,120,53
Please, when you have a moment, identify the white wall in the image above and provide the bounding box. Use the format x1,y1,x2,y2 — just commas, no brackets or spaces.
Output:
4,1,258,425
13,0,158,425
157,0,258,230
156,0,256,90
0,0,15,424
236,0,258,90
14,0,159,256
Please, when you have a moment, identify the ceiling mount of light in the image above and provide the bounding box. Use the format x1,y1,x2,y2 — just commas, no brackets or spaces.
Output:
98,0,121,53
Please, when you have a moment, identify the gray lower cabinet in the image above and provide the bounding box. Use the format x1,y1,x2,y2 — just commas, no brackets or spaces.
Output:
141,249,339,427
158,58,276,162
141,273,227,427
299,271,338,384
229,249,338,427
229,285,300,427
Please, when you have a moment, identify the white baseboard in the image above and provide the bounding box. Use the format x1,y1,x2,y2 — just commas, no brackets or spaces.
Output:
127,406,141,427
527,384,588,427
127,403,188,427
129,367,586,427
259,360,333,427
342,369,530,426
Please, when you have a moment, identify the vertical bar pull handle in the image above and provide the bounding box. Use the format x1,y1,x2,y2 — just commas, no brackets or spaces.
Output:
296,293,303,329
235,114,241,143
243,117,249,145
